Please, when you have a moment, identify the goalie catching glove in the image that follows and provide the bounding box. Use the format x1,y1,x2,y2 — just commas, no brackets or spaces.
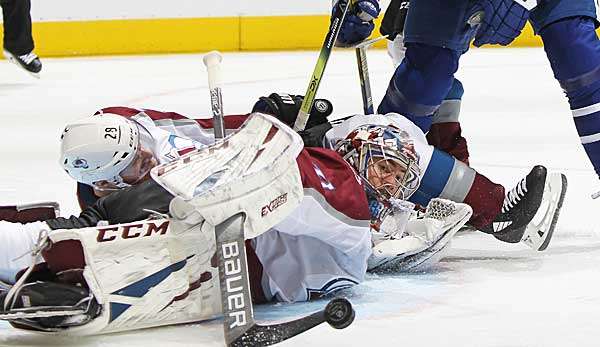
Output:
368,198,473,272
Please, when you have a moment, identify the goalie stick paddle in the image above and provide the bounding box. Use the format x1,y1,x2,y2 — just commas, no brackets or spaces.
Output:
215,214,355,347
203,50,226,139
293,0,353,132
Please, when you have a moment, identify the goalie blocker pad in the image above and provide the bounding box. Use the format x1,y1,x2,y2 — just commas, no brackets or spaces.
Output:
152,112,305,240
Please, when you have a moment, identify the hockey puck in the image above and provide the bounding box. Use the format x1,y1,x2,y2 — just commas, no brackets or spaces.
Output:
324,298,355,329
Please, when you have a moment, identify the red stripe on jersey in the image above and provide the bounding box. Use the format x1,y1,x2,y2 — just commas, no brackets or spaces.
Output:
296,148,370,221
96,106,248,130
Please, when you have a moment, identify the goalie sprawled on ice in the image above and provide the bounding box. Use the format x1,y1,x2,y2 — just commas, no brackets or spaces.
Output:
0,95,565,334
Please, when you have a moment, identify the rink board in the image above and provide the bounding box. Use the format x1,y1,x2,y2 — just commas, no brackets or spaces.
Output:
0,15,544,57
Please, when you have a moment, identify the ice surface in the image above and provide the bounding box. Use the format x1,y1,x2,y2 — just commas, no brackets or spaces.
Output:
1,48,599,346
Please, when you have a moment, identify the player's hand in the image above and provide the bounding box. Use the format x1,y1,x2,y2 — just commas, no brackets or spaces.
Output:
336,0,381,46
251,93,333,130
470,0,529,47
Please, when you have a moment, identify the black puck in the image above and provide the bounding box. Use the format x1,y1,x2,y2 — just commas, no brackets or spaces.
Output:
324,298,355,329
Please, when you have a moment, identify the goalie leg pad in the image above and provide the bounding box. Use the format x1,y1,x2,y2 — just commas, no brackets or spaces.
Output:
0,202,59,223
7,217,221,335
0,221,48,284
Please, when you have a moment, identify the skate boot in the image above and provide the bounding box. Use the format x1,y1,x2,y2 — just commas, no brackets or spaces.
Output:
0,281,101,330
482,165,567,251
3,49,42,77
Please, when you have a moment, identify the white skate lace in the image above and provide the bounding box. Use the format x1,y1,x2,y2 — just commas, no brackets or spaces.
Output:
4,230,50,310
502,178,528,212
18,52,38,65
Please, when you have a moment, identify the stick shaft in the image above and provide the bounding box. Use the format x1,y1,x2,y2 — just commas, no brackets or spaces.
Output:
355,46,374,114
203,51,226,139
293,1,352,131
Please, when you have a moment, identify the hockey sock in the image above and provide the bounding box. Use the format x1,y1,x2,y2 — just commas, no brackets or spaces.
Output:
426,79,470,163
540,16,600,177
409,148,504,229
378,43,460,133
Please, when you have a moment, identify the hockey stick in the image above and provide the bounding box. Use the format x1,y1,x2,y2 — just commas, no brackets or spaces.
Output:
215,214,355,346
293,0,353,131
352,35,388,114
201,56,357,344
203,51,226,139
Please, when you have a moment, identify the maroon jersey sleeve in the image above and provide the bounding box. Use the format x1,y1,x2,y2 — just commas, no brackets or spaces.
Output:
296,147,371,221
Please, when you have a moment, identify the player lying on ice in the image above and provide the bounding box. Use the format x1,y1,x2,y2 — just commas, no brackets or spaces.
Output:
0,111,470,334
0,93,565,335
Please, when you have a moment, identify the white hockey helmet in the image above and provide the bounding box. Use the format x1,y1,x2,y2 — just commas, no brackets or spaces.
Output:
60,114,139,188
335,123,421,202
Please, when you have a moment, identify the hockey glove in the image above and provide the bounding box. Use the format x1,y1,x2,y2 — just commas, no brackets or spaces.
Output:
252,92,333,130
298,122,333,148
469,0,529,47
335,0,381,46
380,0,409,41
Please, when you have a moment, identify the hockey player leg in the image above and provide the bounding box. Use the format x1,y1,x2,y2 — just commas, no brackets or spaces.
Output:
377,43,459,132
538,15,600,182
368,198,472,272
426,79,470,164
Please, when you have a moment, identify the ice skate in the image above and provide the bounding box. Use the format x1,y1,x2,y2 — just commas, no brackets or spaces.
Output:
3,49,42,78
482,166,567,251
0,281,100,330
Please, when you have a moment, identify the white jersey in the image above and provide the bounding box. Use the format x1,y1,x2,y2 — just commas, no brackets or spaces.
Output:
252,147,372,302
82,109,373,303
324,113,434,180
130,113,208,165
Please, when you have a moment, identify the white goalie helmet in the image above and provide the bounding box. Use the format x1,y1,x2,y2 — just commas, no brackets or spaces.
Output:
60,114,139,188
335,123,422,203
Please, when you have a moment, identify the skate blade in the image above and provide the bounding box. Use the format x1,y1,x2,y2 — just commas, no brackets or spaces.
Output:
3,51,41,79
521,173,568,251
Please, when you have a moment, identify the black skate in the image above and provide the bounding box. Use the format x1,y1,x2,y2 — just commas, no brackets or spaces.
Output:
482,165,568,251
0,281,101,330
3,49,42,77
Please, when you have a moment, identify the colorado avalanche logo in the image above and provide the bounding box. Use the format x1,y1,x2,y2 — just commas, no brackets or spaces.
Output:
165,135,204,161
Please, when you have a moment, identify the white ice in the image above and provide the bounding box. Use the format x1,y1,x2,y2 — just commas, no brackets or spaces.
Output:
1,47,600,347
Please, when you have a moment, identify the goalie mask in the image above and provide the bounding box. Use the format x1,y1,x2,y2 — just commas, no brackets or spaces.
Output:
335,124,421,205
60,113,145,189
